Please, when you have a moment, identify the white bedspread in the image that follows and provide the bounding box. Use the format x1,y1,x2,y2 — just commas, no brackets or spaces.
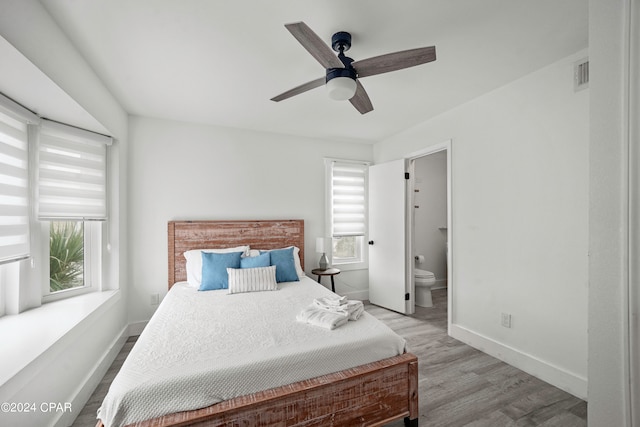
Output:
97,277,406,427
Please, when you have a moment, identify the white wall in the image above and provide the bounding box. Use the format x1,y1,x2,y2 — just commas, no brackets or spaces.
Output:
127,116,373,323
587,0,637,425
1,1,632,424
0,296,127,427
374,51,589,398
413,151,448,283
0,2,129,426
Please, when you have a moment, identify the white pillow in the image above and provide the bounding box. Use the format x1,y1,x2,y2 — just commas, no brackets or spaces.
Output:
184,246,250,287
252,246,305,279
292,246,306,279
227,266,278,294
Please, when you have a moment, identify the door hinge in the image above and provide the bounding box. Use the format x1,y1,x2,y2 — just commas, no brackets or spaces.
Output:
404,172,410,179
405,293,410,301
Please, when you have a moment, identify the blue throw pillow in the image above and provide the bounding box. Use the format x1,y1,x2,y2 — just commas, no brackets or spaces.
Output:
240,252,270,268
199,251,243,291
263,247,299,283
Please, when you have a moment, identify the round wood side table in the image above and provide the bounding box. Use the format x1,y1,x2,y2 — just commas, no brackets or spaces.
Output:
311,268,341,293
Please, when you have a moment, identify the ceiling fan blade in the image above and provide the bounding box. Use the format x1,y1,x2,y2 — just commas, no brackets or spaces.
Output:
270,77,326,102
352,46,436,78
285,22,344,69
349,81,374,114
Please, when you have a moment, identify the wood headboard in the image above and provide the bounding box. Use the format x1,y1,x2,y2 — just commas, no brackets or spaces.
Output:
167,220,304,288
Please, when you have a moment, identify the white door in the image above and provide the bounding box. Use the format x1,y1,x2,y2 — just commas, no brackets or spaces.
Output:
368,159,411,314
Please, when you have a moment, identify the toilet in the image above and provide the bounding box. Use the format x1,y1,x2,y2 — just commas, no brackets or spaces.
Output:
414,268,436,307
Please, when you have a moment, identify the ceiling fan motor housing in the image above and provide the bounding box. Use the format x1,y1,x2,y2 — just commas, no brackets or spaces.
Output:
331,31,351,52
326,67,356,83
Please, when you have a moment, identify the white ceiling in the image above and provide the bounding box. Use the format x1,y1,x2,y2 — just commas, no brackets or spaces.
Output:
0,35,110,135
37,0,587,143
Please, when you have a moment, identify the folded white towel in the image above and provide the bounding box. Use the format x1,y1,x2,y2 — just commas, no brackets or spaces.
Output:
296,305,349,330
314,296,347,308
313,299,364,321
345,300,364,321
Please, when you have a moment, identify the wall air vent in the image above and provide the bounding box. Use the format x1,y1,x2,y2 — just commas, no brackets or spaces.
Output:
574,58,589,92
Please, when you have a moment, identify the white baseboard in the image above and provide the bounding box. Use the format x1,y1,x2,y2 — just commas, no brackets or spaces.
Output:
56,325,128,427
450,323,588,400
343,289,369,300
58,322,149,426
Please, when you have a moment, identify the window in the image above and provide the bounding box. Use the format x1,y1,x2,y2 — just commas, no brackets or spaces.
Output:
326,159,369,269
43,220,101,300
0,98,36,264
0,93,113,310
38,120,110,220
0,94,39,318
49,221,85,292
332,235,363,263
37,120,110,301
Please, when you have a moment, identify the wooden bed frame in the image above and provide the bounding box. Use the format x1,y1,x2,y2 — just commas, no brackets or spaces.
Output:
98,220,418,427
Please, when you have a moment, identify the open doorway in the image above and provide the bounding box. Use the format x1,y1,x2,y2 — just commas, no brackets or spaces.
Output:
407,141,452,330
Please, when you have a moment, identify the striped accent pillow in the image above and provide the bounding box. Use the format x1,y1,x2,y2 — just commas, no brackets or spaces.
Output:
227,266,278,294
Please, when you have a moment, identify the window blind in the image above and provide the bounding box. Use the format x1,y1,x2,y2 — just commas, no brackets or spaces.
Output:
38,120,112,221
331,161,367,237
0,94,38,263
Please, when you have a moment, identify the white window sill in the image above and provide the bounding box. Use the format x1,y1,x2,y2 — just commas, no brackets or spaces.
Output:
0,290,120,388
331,263,368,272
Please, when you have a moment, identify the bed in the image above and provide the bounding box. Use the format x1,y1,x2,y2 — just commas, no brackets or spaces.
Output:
96,219,418,427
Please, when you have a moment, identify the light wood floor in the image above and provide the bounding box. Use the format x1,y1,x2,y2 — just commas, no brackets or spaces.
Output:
72,288,587,427
375,289,586,427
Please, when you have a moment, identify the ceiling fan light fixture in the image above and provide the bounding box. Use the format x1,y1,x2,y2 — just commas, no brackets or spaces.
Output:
326,67,357,101
272,22,436,114
326,77,357,100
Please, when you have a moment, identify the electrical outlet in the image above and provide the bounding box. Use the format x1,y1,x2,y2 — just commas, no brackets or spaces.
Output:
150,293,160,305
501,313,512,328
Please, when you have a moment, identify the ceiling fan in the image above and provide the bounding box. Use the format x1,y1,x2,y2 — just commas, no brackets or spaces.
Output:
271,22,436,114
